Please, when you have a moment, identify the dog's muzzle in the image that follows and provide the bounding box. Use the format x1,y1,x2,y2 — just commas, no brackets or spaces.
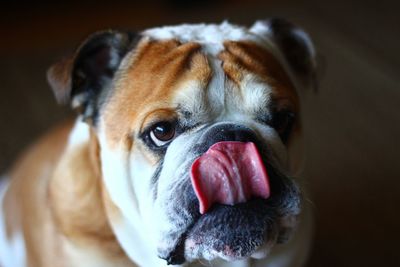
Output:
157,123,302,264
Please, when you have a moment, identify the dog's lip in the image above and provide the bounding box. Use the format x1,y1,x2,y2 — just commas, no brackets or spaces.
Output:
158,199,271,265
181,198,279,262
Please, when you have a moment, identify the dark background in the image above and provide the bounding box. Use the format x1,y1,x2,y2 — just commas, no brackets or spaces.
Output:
1,0,399,266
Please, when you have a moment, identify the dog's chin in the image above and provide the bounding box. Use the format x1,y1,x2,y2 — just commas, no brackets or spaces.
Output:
183,199,280,262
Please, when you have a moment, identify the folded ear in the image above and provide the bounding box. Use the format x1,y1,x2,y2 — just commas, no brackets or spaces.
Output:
250,18,317,91
47,31,140,122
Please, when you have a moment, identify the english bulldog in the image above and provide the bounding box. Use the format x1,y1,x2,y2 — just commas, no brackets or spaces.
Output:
0,19,316,267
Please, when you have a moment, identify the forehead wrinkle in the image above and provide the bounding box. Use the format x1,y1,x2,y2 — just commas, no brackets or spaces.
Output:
172,52,215,122
179,55,226,123
219,41,298,109
103,39,211,147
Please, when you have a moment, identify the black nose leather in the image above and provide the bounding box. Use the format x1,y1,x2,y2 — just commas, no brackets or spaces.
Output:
203,124,259,148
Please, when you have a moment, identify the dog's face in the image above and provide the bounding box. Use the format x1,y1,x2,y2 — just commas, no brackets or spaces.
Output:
48,20,316,265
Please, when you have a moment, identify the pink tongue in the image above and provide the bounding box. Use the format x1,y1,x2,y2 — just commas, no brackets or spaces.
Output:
190,141,270,214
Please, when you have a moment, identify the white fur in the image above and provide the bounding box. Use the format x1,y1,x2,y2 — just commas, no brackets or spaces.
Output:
0,177,26,267
237,74,272,115
97,127,163,266
144,22,258,55
68,119,164,266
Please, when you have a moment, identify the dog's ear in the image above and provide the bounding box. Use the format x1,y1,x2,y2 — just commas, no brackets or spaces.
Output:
47,31,140,122
250,18,317,91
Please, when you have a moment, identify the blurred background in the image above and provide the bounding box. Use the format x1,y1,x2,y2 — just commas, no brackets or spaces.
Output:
1,0,399,266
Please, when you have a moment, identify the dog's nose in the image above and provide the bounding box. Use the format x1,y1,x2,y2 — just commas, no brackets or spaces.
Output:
203,123,259,147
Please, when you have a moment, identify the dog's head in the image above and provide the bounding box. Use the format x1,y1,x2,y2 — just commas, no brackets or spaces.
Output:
48,19,316,265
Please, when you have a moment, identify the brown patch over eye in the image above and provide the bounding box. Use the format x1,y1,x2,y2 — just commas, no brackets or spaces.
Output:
219,40,300,117
103,39,211,149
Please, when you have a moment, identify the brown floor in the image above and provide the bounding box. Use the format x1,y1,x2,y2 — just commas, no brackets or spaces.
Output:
1,0,399,266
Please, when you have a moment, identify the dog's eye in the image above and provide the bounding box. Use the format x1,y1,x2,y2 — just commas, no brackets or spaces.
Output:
272,111,295,143
149,121,176,147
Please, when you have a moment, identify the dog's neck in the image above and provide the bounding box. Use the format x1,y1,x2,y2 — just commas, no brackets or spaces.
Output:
48,119,134,266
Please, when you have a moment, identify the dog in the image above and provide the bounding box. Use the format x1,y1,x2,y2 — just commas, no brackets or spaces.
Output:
0,19,316,267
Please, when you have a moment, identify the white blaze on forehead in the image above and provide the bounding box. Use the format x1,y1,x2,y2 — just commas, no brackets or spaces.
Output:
143,22,266,55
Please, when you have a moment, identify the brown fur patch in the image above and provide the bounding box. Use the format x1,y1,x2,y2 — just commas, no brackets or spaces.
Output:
3,120,133,266
219,41,299,111
104,39,212,149
4,120,72,266
219,41,301,141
